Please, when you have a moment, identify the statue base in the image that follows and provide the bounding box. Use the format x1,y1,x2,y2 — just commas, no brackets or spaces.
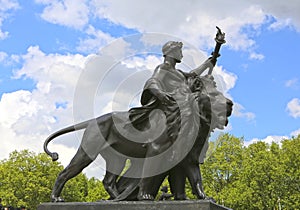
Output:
38,200,231,210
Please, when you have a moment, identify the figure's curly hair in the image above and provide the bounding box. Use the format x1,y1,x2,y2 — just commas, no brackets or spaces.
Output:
162,41,183,57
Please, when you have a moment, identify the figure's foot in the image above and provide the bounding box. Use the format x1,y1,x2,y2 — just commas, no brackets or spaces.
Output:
138,193,154,201
51,195,65,202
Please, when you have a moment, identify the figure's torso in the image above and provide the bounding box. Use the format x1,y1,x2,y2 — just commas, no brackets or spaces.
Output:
154,63,187,93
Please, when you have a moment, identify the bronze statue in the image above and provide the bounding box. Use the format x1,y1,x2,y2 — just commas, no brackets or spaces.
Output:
44,27,232,202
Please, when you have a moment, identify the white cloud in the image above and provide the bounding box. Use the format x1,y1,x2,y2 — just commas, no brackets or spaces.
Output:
0,51,7,62
0,39,159,178
285,78,299,89
0,0,19,39
76,25,115,53
245,135,288,147
290,128,300,137
0,45,101,174
121,55,161,71
212,65,237,97
35,0,89,29
286,98,300,118
249,52,265,60
248,0,300,32
245,126,300,146
268,18,293,31
90,1,266,53
34,0,300,60
232,102,256,121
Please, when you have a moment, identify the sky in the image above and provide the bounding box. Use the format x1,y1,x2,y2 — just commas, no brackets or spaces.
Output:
0,0,300,179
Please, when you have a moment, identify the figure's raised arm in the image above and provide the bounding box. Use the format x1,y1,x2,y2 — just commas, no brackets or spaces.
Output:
191,26,226,76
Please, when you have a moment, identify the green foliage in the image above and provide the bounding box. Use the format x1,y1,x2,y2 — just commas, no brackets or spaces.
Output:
84,177,109,201
201,134,244,203
0,150,62,209
279,136,300,209
198,134,300,209
0,150,108,209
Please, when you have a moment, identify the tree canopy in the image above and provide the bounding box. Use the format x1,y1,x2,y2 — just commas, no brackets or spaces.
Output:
0,150,108,209
201,134,300,209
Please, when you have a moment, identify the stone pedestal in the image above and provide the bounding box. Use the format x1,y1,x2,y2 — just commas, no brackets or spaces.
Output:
38,200,231,210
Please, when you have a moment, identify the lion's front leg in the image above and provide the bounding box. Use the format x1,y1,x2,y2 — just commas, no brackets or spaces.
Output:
168,166,187,200
184,161,206,199
51,146,93,202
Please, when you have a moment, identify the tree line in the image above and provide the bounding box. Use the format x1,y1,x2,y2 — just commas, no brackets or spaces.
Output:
0,133,299,209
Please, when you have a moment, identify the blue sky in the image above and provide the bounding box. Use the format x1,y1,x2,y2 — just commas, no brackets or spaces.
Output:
1,0,300,177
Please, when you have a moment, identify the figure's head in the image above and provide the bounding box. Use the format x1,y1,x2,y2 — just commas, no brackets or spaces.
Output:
162,41,183,63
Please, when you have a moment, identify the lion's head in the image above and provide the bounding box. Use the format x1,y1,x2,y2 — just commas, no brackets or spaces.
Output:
189,75,233,131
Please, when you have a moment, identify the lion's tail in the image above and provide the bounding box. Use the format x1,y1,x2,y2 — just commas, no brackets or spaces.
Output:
43,119,94,161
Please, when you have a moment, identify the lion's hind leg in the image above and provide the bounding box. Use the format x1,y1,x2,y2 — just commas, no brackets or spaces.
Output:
51,146,93,202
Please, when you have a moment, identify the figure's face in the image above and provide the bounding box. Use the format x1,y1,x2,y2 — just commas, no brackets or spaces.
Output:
168,46,183,63
162,41,183,63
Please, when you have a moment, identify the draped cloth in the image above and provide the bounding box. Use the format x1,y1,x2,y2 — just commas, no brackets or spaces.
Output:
128,64,200,162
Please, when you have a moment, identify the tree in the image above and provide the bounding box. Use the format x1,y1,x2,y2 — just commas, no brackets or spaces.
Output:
0,150,108,209
279,135,300,209
0,150,62,209
228,141,282,209
201,134,300,209
201,133,244,204
85,177,109,201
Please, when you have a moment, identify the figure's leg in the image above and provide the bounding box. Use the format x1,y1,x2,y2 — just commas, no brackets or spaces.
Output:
51,146,93,202
138,140,172,200
168,166,187,200
184,162,205,199
138,173,167,200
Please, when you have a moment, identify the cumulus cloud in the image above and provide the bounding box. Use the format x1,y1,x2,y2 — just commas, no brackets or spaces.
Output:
286,98,300,118
245,127,300,146
0,37,161,178
0,51,8,62
76,25,115,53
34,0,300,57
249,0,300,32
0,46,95,172
290,128,300,137
35,0,90,29
0,0,19,39
249,52,265,60
268,18,293,31
232,102,256,121
244,135,288,147
90,1,266,52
